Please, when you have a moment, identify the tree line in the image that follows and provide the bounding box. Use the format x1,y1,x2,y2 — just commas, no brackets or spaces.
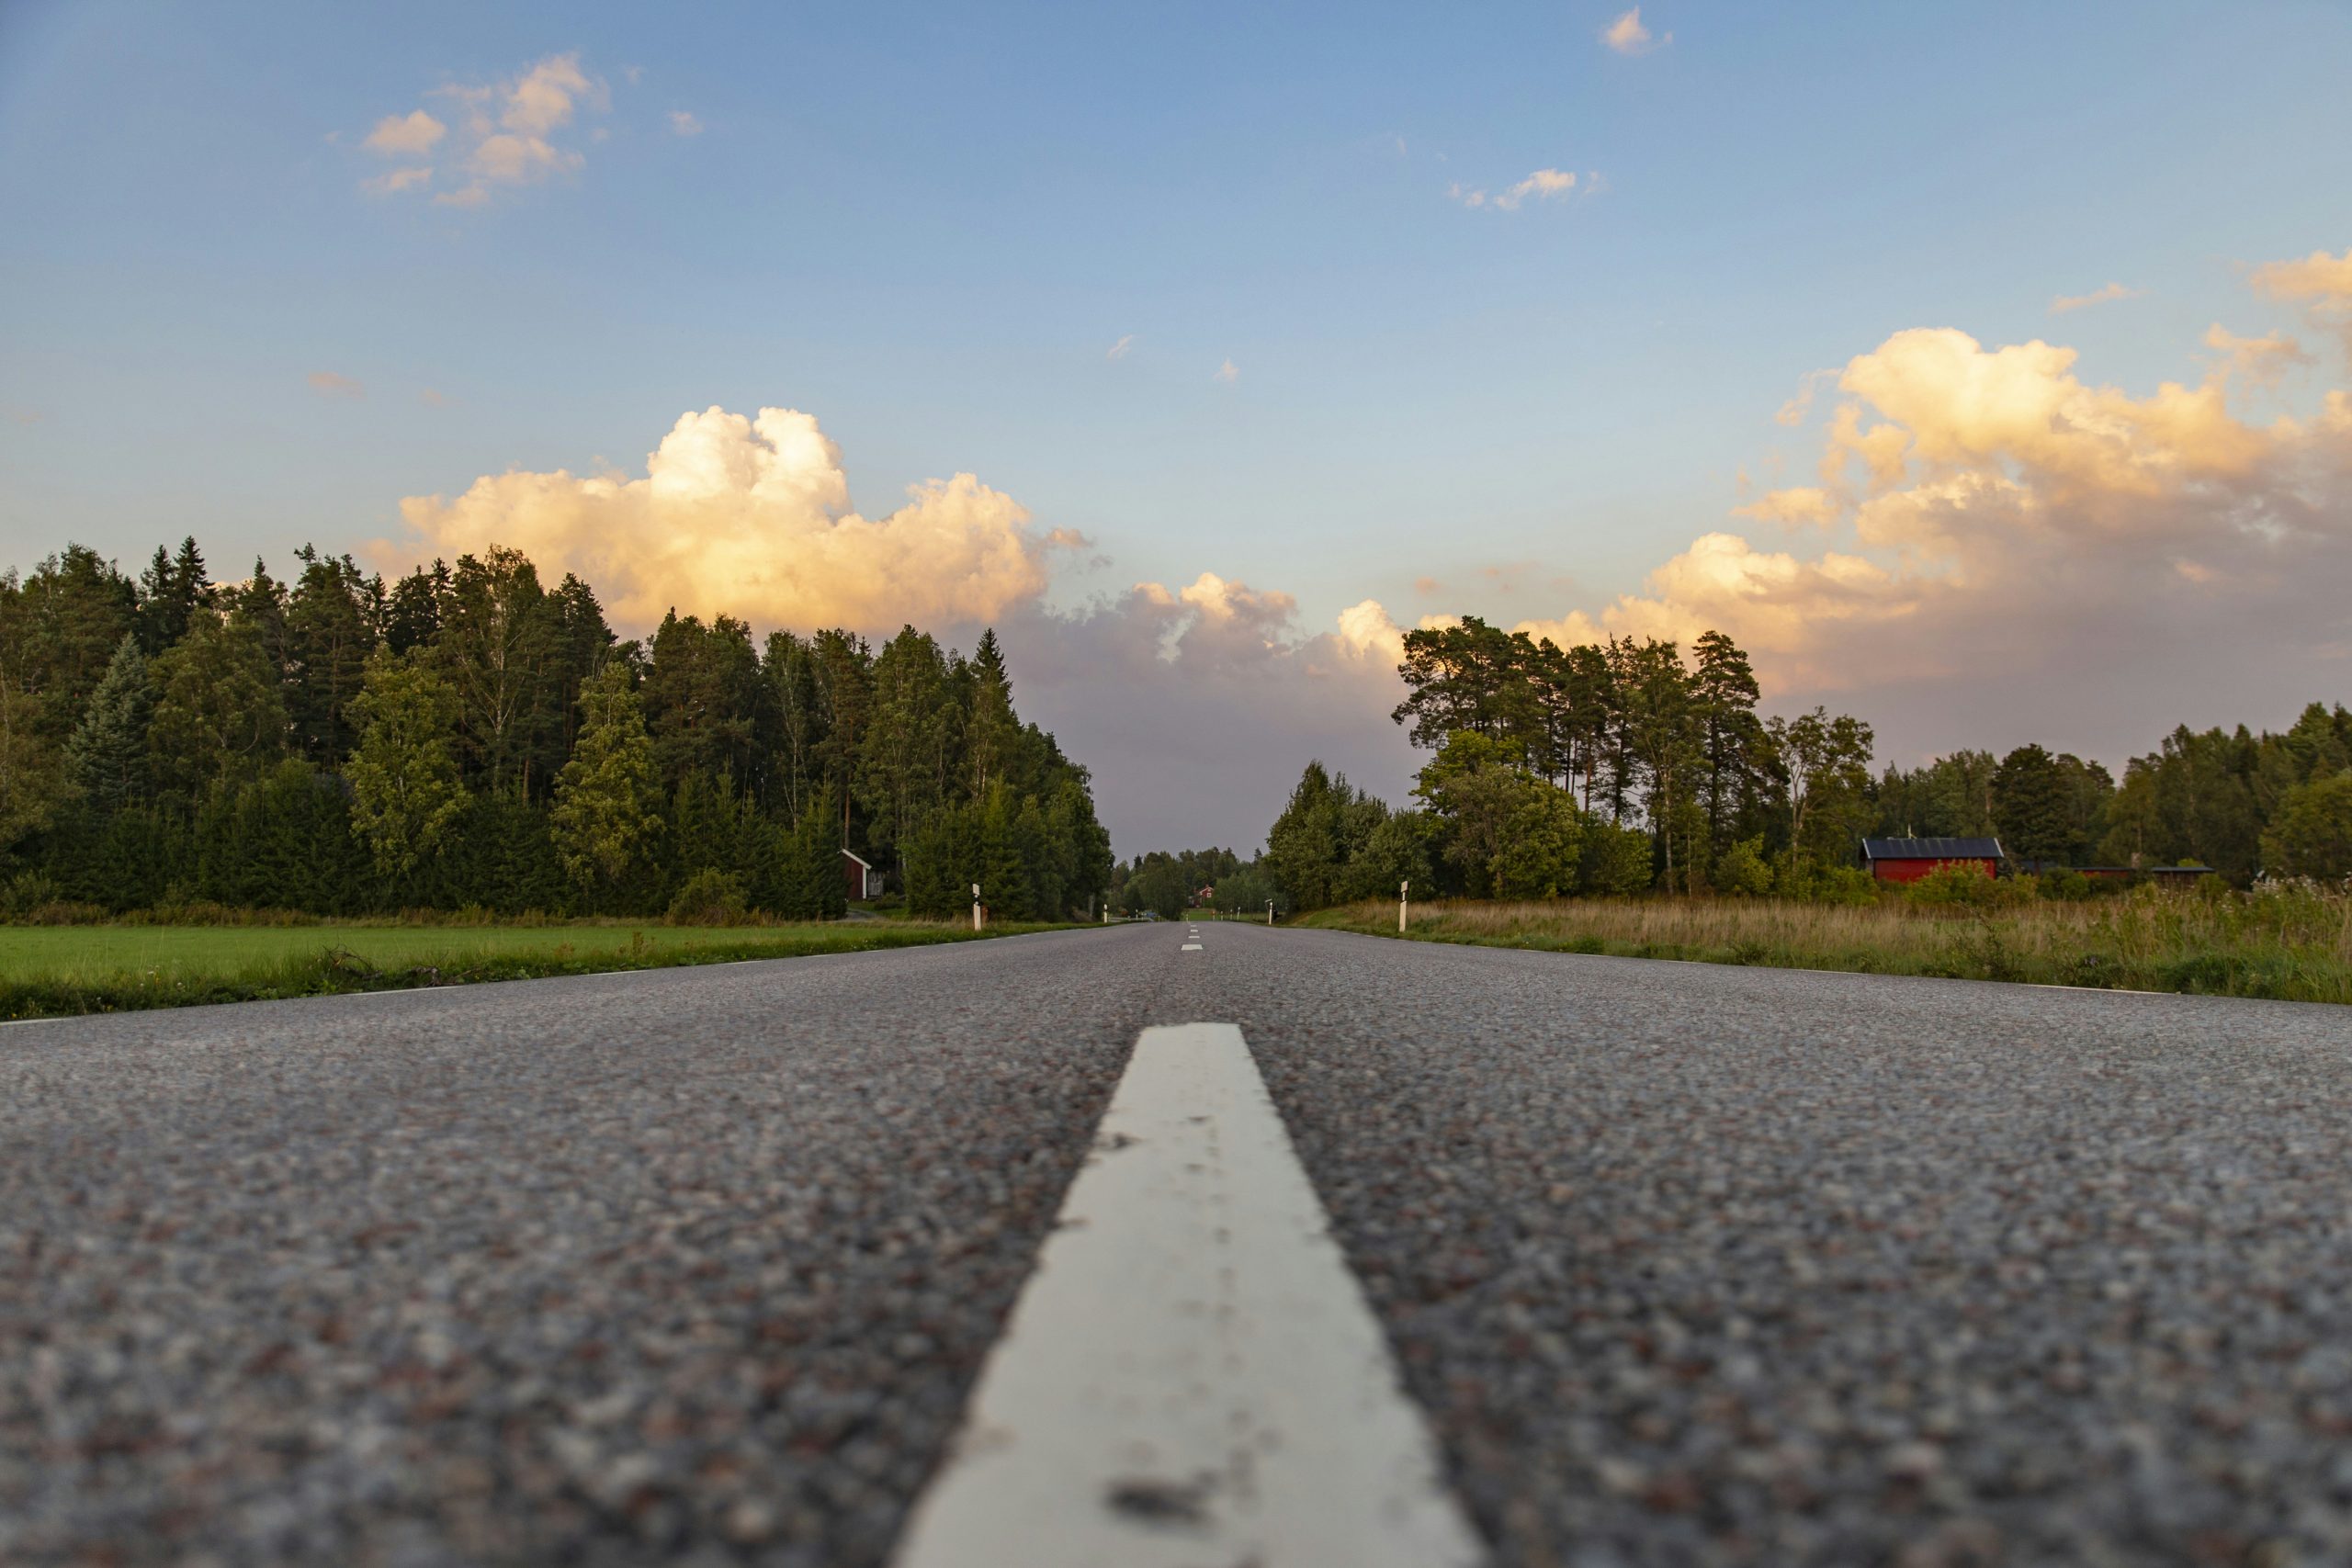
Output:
1136,616,2351,914
0,539,1112,920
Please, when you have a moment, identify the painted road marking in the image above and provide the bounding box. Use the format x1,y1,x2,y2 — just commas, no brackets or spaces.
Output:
890,1022,1484,1568
1182,942,1203,951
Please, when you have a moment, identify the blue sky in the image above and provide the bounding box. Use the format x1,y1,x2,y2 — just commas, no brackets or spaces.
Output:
5,1,2351,850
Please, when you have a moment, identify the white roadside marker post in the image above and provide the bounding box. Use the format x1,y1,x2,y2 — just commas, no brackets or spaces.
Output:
972,883,982,933
1265,899,1273,927
1399,878,1409,933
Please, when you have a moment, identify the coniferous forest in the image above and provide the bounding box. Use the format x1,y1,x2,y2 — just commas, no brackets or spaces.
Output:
0,540,1113,921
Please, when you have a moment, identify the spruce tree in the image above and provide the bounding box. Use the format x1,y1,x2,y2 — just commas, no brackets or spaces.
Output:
136,536,209,655
64,633,154,812
551,662,663,888
978,783,1030,919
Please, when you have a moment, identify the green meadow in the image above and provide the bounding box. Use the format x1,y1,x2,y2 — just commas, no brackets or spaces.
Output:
0,919,1080,1021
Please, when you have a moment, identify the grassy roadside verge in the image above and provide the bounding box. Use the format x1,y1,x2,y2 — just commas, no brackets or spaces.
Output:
1298,891,2352,1004
0,920,1089,1021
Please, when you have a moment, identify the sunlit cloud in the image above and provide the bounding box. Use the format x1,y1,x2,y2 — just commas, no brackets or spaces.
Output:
2049,281,2143,314
363,108,446,157
2250,246,2352,308
363,165,434,196
2202,324,2311,386
668,109,703,136
386,404,1069,635
356,53,609,208
1215,358,1239,383
1601,7,1670,55
1449,168,1578,211
1731,486,1841,526
2253,245,2352,353
1774,367,1837,425
1107,334,1135,361
307,371,365,400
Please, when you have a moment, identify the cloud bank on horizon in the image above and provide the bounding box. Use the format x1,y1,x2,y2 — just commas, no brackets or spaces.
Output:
381,244,2352,852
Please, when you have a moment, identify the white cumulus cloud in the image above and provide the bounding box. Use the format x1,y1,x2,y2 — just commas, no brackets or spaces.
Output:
385,404,1062,634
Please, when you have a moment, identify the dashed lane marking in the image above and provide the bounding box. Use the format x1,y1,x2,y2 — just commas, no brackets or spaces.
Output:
1182,942,1203,951
889,1021,1485,1568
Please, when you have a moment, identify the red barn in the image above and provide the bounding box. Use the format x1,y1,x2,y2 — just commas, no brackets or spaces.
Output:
1861,837,2005,884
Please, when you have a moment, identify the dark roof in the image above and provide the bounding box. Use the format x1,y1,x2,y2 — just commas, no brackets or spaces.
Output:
1860,837,2005,861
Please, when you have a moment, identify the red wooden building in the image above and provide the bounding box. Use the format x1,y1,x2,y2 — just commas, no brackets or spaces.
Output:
1860,837,2005,884
842,849,878,902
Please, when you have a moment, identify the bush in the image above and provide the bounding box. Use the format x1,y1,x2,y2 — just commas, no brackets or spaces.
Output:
1713,835,1773,897
1579,821,1653,897
1771,853,1880,905
667,868,750,926
22,901,108,926
3,873,61,919
1905,863,2015,908
2261,773,2352,882
2038,866,2092,901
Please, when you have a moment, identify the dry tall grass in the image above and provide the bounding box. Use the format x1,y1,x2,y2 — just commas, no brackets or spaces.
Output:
1302,884,2352,1003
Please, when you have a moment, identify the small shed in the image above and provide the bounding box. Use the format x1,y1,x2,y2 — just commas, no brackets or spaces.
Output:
1861,836,2005,883
842,849,878,902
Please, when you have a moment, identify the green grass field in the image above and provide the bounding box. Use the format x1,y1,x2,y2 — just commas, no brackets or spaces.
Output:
0,919,1080,1021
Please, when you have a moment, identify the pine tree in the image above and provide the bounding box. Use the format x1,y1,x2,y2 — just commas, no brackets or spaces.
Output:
1690,629,1770,865
64,634,154,812
552,662,663,888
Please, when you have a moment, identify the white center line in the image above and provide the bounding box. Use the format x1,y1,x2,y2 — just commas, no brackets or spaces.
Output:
1181,942,1203,951
890,1022,1485,1568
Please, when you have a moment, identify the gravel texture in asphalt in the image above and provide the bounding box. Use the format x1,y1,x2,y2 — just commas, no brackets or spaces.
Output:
8,922,2352,1566
1160,927,2352,1568
1,932,1154,1567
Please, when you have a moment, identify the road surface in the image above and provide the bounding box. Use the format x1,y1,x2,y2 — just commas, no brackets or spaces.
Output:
6,923,2351,1565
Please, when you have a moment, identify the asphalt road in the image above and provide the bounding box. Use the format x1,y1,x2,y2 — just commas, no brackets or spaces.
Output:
6,923,2352,1565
